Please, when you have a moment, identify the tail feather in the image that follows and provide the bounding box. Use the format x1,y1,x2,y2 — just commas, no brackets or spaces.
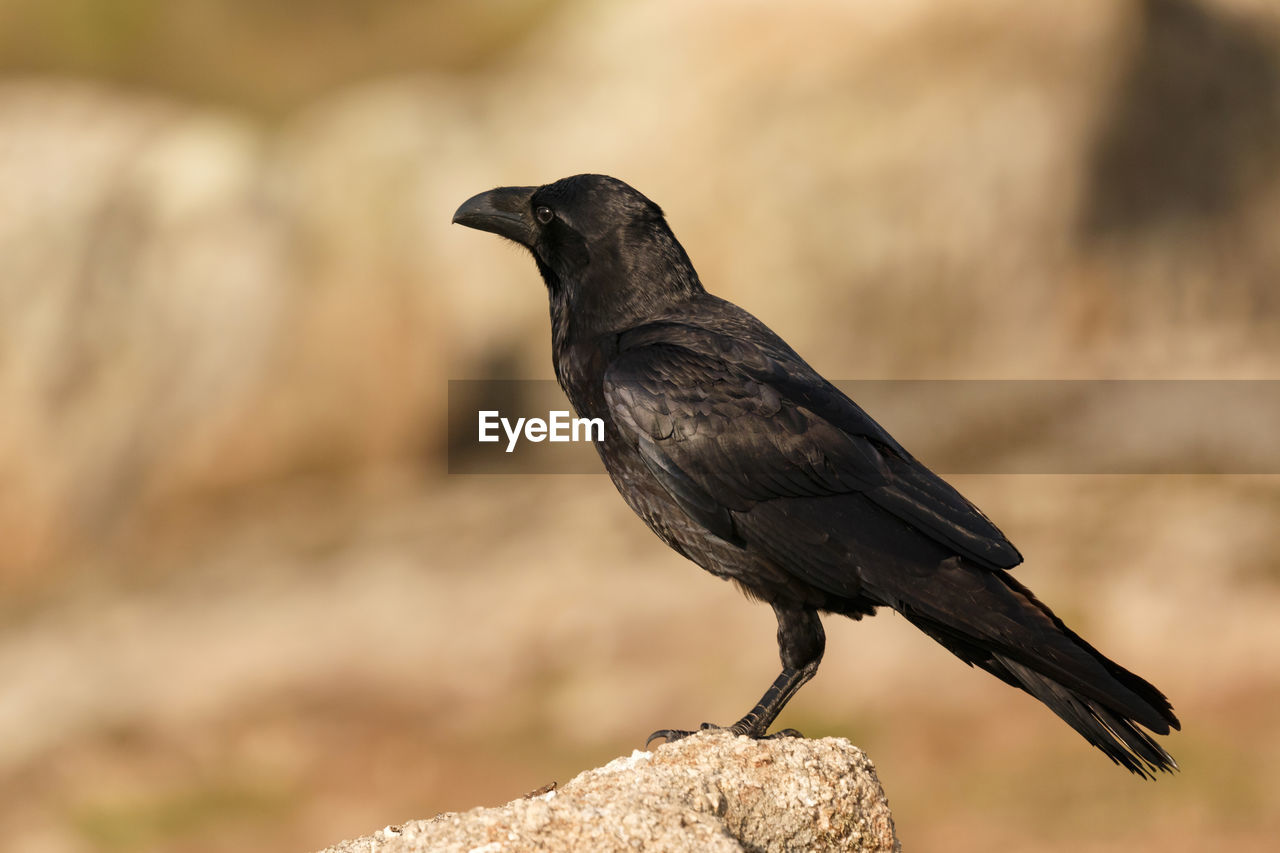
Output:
996,655,1178,778
891,562,1179,776
998,572,1180,736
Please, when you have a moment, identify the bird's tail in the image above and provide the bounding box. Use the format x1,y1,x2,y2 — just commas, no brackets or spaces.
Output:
894,561,1180,778
988,649,1177,776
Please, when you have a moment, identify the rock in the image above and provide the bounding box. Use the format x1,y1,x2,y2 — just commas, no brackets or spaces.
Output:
315,732,900,853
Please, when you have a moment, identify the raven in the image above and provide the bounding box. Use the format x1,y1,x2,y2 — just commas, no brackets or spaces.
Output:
453,174,1179,776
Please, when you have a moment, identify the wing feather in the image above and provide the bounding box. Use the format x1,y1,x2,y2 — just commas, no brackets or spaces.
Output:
603,324,1022,580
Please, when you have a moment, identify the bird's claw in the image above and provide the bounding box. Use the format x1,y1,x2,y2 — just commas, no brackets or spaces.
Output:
645,728,696,747
646,722,803,748
645,723,723,747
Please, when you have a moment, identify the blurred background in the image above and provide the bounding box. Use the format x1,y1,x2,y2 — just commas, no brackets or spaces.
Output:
2,0,1279,850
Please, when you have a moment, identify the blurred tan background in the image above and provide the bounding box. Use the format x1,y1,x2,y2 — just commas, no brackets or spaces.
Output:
2,0,1279,850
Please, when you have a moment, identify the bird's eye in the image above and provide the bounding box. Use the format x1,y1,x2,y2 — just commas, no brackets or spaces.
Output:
535,205,554,224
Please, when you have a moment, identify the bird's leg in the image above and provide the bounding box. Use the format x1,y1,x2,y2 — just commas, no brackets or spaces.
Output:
647,605,825,746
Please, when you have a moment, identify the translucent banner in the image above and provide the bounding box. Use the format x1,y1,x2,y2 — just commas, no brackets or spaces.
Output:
448,380,1280,475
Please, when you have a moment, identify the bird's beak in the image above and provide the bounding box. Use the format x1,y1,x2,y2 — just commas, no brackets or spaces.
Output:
452,185,538,246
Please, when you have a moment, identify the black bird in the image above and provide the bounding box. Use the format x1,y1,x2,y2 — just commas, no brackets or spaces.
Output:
452,174,1179,776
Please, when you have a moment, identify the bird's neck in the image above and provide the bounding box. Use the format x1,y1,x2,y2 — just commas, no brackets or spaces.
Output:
548,290,621,419
544,228,706,414
550,241,703,342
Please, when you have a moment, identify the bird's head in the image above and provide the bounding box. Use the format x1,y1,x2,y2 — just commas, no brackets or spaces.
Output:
453,174,703,338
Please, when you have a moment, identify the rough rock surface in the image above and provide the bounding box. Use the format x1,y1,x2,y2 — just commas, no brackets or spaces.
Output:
316,732,899,853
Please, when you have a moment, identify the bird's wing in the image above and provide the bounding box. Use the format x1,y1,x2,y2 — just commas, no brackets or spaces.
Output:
604,326,1022,574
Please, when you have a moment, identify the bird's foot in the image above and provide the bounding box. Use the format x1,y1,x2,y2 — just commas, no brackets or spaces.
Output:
645,721,804,748
645,723,715,747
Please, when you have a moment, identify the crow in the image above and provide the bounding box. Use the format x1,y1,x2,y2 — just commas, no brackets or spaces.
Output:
452,174,1179,776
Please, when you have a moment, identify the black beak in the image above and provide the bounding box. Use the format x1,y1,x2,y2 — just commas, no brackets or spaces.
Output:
452,185,538,246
